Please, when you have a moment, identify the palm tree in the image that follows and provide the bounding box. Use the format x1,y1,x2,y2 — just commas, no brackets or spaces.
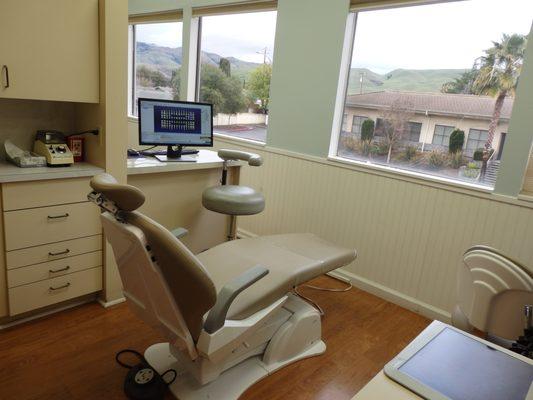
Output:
472,33,527,151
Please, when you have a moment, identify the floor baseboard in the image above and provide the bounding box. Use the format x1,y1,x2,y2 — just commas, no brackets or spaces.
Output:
98,297,126,308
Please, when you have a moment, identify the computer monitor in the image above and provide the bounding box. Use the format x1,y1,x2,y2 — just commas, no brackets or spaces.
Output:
138,98,213,161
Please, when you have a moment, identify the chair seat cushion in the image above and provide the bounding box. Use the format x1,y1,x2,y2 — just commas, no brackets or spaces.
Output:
197,233,356,321
202,185,265,215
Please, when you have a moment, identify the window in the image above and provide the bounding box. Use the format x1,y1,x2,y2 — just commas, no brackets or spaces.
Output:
466,128,489,155
334,0,532,189
352,116,369,135
407,122,422,143
342,114,348,131
197,11,277,143
128,21,183,116
432,125,455,147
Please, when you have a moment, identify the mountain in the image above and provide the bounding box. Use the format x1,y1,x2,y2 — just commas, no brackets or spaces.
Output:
137,42,467,93
136,42,260,81
347,68,467,94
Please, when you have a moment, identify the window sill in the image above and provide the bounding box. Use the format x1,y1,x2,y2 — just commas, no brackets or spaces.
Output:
214,133,266,147
327,154,493,195
128,115,138,123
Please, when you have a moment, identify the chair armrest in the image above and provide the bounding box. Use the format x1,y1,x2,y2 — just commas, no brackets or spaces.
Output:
203,265,269,334
218,149,263,167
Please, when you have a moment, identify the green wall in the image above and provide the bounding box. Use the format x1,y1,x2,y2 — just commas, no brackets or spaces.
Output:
266,0,349,157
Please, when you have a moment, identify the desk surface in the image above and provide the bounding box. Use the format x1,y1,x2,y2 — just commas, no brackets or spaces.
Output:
127,150,242,176
0,161,103,183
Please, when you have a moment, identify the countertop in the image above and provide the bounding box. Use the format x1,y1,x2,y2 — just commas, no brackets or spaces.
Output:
0,161,104,183
127,149,242,176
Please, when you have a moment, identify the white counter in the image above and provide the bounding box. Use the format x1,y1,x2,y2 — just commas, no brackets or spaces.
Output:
0,161,104,183
127,149,242,176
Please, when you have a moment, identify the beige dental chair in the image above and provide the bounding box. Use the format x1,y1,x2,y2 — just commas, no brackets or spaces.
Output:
202,149,265,240
88,173,356,400
452,245,533,342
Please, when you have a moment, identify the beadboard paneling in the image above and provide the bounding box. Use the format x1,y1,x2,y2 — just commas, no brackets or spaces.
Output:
214,139,533,320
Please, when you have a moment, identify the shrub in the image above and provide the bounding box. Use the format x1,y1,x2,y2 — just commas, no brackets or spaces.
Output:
463,162,480,179
399,145,419,161
473,148,485,161
341,136,360,152
426,149,447,170
361,119,375,143
449,129,465,154
376,142,389,156
449,151,465,169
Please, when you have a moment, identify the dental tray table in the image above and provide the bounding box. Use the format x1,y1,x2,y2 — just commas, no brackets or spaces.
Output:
384,321,533,400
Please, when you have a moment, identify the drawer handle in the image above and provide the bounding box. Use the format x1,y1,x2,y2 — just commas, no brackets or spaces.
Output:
47,213,69,220
1,65,9,88
49,282,70,291
49,266,70,274
48,249,70,256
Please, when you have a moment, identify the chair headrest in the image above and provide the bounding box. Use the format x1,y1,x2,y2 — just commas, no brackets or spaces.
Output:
90,173,145,211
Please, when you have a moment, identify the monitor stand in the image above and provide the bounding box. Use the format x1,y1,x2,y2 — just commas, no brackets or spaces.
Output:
155,145,197,163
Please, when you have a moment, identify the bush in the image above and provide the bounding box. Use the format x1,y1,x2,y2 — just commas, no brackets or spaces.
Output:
376,142,389,156
473,148,485,161
449,129,465,154
449,151,465,169
361,119,375,142
426,149,447,170
463,162,480,179
341,136,360,152
398,145,419,161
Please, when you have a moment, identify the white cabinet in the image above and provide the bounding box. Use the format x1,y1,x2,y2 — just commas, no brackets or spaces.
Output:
0,0,99,103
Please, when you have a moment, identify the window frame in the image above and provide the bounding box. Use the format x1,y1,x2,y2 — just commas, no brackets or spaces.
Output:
432,124,455,147
351,115,369,135
194,9,278,144
329,6,533,196
465,128,489,153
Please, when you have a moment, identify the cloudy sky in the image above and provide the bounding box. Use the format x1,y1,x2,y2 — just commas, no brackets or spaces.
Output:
353,0,533,73
136,0,532,70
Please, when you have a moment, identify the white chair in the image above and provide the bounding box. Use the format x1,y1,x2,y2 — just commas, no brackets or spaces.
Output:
452,245,533,341
88,173,356,400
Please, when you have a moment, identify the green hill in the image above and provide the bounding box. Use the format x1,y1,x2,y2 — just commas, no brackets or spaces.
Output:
137,42,467,93
136,42,260,82
347,68,467,94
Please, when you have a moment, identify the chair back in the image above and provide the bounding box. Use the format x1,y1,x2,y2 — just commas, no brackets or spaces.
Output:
456,245,533,339
89,174,217,359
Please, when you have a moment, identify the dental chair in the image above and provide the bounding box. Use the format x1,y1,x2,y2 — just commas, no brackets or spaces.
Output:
88,173,356,399
452,245,533,343
202,149,265,240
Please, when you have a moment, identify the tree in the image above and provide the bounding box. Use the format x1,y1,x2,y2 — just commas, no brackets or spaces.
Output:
136,65,170,87
171,68,181,100
360,119,374,156
472,33,526,151
219,58,231,77
247,64,272,113
449,129,465,154
441,69,478,94
198,64,246,116
376,100,414,164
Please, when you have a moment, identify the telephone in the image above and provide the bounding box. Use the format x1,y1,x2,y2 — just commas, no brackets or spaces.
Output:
33,131,74,167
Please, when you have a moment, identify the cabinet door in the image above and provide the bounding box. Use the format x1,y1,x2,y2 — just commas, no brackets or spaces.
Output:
0,0,99,103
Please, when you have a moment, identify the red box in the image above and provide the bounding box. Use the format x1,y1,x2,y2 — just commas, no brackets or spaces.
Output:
67,137,84,162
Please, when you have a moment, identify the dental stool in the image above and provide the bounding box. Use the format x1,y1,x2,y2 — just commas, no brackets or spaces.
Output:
202,149,265,240
88,173,356,400
452,245,533,344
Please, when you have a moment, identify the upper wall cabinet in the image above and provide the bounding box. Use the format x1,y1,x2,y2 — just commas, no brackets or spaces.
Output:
0,0,99,103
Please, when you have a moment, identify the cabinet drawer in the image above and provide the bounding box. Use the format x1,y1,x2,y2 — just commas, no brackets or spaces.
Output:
4,202,101,251
8,267,102,315
2,177,92,211
7,250,102,288
6,235,102,270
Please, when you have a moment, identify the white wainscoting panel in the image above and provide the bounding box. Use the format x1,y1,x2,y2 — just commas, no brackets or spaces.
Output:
214,139,533,321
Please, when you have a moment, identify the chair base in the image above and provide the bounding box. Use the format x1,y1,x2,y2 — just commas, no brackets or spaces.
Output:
144,340,326,400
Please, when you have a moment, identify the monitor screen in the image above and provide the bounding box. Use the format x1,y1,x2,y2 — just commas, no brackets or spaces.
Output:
138,98,213,147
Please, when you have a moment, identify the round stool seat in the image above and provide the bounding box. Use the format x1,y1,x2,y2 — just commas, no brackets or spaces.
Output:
202,185,265,216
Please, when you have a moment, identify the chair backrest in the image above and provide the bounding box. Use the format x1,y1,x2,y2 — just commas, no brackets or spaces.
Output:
89,174,217,359
456,245,533,339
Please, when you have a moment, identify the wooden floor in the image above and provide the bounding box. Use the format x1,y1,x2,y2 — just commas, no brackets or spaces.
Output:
0,276,429,400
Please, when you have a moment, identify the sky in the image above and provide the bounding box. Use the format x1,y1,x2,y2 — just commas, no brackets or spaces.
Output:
353,0,533,73
135,1,532,70
135,11,277,64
